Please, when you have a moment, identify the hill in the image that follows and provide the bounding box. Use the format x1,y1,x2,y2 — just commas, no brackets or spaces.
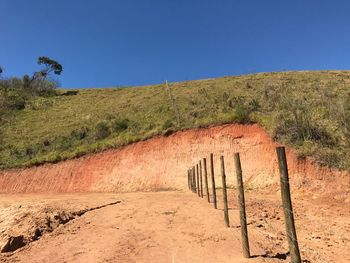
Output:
1,70,350,170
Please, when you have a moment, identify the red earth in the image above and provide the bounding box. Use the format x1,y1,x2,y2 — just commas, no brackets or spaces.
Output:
0,124,349,262
0,124,348,197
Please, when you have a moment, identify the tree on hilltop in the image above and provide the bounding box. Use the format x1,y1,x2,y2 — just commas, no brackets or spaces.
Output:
34,56,63,81
38,56,63,77
31,56,63,94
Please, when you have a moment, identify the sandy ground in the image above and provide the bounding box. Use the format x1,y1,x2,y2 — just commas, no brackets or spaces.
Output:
0,190,349,263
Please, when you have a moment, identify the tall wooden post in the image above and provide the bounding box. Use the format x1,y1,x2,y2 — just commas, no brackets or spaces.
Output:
187,169,190,190
190,167,192,192
234,153,250,258
192,166,196,193
199,160,203,198
203,158,210,203
190,169,193,192
164,80,181,127
210,153,217,209
276,147,301,263
220,156,230,227
196,164,200,197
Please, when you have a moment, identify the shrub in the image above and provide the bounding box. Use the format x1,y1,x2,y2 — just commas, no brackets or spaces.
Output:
73,147,88,158
95,122,111,140
25,146,35,157
112,118,129,133
45,152,62,163
43,139,50,146
35,79,59,96
9,145,24,158
272,98,341,147
248,99,260,111
234,105,252,124
56,136,73,150
61,90,78,96
26,97,54,110
71,127,89,140
9,94,26,110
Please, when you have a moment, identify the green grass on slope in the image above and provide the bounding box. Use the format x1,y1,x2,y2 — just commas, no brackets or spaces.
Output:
1,70,350,171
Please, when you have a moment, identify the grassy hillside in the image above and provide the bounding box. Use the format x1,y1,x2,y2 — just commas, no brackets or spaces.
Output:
1,70,350,170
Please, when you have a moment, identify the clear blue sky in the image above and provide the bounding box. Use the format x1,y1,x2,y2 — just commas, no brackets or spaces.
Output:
2,0,350,88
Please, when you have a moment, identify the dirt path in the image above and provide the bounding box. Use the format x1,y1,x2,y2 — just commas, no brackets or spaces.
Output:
0,191,349,263
0,192,266,263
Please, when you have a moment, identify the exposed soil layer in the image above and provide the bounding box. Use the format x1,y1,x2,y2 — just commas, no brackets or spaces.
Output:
0,124,349,201
0,191,349,263
0,124,349,262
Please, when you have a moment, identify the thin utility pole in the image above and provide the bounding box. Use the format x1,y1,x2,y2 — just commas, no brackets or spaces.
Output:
165,80,181,127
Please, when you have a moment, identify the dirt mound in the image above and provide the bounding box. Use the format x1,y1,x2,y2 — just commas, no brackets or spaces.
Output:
0,124,349,199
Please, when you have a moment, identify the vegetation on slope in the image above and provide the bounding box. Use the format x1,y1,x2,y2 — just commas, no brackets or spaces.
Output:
0,57,63,122
1,70,350,170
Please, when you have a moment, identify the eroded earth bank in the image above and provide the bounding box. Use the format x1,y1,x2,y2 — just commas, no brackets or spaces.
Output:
0,124,349,262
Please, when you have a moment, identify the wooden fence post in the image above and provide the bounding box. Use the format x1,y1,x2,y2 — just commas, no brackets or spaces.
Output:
190,168,192,192
196,164,200,197
234,153,250,258
220,155,230,227
199,160,204,198
187,169,190,190
192,166,196,193
210,153,217,209
190,169,194,192
276,147,301,263
203,158,210,203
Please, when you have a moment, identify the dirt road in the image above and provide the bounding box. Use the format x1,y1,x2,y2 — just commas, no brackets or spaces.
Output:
0,191,349,263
